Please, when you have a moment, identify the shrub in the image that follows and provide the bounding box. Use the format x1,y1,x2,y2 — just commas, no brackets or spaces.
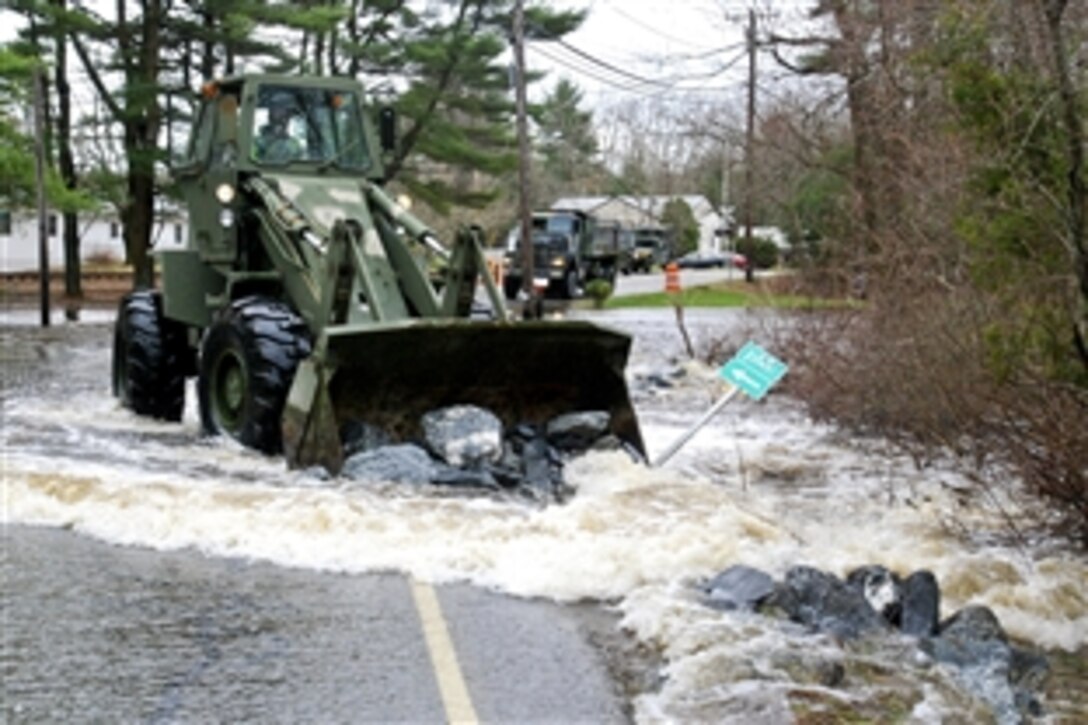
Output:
737,236,780,270
584,279,613,309
782,287,1087,549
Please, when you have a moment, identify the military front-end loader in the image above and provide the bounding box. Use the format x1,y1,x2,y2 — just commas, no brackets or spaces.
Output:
111,74,644,473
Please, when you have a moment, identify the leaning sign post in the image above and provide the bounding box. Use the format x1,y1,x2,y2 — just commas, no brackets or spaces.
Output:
652,341,789,467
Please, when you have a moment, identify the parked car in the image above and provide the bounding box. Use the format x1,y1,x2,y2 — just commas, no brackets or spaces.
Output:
676,251,748,269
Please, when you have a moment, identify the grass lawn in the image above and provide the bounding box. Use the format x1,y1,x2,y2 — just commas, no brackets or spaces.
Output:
596,278,849,310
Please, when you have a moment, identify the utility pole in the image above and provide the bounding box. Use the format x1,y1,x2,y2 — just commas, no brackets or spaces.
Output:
721,146,735,280
33,67,51,327
743,8,756,283
513,0,537,312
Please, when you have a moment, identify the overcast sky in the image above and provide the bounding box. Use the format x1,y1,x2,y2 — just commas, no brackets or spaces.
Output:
527,0,821,108
0,1,820,96
0,0,827,143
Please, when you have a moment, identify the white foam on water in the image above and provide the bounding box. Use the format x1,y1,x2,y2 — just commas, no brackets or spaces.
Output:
5,401,1083,654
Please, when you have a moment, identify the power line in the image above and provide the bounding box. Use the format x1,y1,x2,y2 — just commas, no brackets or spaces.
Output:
534,36,752,91
553,39,673,88
607,3,722,51
528,43,658,94
530,39,751,101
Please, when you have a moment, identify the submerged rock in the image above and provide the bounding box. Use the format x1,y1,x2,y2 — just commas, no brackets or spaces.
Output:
702,564,1049,723
926,605,1009,668
422,405,503,467
340,419,394,457
430,465,500,489
341,444,438,485
923,606,1021,724
899,570,940,637
519,435,564,499
774,565,888,640
703,565,776,612
846,565,903,625
546,411,611,451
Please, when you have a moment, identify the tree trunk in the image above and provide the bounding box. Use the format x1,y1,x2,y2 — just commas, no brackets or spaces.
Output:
53,0,81,301
1040,0,1088,371
124,170,156,290
347,0,360,76
201,7,215,80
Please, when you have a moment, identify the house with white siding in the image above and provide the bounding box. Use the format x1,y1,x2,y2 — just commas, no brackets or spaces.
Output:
0,207,188,273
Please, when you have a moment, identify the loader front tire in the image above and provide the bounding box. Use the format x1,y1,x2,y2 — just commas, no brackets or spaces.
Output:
112,290,188,421
198,297,311,454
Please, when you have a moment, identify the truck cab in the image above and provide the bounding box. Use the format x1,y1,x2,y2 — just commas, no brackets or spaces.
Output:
630,227,671,273
503,209,623,299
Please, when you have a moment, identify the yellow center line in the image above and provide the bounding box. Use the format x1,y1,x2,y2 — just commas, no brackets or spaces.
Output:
411,580,480,724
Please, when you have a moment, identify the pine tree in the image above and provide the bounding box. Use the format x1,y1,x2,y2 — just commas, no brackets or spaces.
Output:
0,43,88,214
380,1,585,213
534,77,599,192
0,45,40,210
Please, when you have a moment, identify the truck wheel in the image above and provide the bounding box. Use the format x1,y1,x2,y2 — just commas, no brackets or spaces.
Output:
562,268,579,299
112,290,187,421
198,297,311,454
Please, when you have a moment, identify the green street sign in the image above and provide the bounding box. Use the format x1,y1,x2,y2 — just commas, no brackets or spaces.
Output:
719,341,788,400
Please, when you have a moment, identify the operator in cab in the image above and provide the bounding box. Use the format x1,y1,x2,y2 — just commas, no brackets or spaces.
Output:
254,90,303,163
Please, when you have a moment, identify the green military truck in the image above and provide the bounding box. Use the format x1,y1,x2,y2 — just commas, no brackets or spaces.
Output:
629,226,673,274
502,209,624,299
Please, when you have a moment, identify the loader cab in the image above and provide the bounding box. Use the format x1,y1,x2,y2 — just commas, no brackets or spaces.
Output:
179,75,385,177
173,74,388,260
248,83,372,172
173,79,246,264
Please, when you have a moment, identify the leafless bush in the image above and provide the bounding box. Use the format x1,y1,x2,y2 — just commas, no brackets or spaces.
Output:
778,283,1087,548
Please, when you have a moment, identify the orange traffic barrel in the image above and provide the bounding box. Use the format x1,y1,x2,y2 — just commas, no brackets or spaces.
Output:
665,262,681,294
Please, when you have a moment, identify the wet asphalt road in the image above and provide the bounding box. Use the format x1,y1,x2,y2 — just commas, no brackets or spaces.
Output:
1,524,627,724
1,319,630,724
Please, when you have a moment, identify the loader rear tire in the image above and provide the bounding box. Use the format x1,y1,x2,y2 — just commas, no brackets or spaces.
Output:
112,290,188,421
198,297,311,454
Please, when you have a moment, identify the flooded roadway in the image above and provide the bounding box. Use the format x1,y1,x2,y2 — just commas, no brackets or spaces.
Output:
2,308,1086,722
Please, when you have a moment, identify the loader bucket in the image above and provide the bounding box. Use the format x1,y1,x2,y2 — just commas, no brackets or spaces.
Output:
282,319,644,474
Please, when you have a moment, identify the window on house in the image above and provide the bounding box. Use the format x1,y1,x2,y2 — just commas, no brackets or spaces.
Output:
0,211,11,236
48,214,58,237
174,223,183,244
110,223,119,239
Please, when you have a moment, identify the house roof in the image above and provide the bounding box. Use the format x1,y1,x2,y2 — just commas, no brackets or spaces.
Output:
551,194,721,221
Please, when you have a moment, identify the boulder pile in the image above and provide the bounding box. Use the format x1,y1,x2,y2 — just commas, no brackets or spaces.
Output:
700,564,1049,722
337,404,632,500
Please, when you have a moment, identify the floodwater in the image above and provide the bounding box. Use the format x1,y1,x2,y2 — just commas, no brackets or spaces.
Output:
2,307,1085,722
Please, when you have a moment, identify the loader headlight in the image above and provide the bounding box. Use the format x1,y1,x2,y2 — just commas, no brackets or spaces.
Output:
551,256,566,268
218,208,235,228
215,183,236,205
396,194,412,211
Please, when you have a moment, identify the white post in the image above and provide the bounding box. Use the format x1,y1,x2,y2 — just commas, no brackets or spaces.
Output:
652,385,741,467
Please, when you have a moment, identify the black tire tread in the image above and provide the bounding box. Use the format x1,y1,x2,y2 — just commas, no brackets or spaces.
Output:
113,290,187,421
197,296,311,453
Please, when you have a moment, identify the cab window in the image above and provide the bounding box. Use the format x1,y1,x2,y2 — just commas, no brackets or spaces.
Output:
252,84,370,169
